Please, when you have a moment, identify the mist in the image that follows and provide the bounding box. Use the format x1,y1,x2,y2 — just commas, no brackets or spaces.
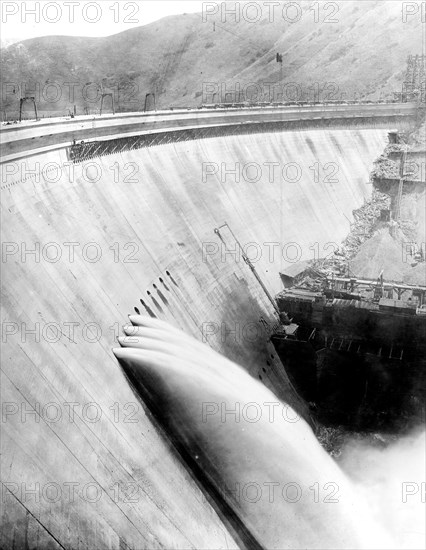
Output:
339,428,425,550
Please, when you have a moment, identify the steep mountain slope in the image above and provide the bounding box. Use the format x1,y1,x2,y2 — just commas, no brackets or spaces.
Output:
1,0,423,115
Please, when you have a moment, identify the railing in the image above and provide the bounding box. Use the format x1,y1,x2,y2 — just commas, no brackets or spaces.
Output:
198,99,414,109
2,98,421,122
1,102,418,164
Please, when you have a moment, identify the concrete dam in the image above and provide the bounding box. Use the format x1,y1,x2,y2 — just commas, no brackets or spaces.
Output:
0,105,417,548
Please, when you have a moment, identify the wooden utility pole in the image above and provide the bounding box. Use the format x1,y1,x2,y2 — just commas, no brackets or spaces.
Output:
144,93,156,112
19,97,38,122
100,92,115,115
99,81,115,115
276,53,283,102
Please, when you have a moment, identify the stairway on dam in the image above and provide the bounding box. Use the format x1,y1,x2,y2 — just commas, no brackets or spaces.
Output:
1,125,391,548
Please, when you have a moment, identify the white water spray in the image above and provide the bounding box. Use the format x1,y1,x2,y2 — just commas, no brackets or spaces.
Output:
114,317,424,549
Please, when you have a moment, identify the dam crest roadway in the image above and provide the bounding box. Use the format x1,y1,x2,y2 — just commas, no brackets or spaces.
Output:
1,101,417,162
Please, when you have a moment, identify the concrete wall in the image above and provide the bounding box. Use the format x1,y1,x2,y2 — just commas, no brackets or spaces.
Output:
2,102,415,162
1,125,390,548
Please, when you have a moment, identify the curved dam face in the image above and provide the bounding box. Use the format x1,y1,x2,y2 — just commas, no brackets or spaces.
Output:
1,125,390,548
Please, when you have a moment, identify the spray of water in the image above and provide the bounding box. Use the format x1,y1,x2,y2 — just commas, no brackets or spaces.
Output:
113,317,423,550
339,429,425,550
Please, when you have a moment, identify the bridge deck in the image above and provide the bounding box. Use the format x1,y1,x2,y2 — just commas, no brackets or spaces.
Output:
0,102,417,163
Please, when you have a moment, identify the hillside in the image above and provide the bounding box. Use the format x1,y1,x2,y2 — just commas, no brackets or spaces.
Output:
1,0,423,115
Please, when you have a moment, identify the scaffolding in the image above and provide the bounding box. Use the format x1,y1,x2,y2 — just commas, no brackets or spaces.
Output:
399,54,426,102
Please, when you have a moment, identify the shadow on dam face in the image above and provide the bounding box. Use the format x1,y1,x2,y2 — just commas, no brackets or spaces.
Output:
1,126,392,548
